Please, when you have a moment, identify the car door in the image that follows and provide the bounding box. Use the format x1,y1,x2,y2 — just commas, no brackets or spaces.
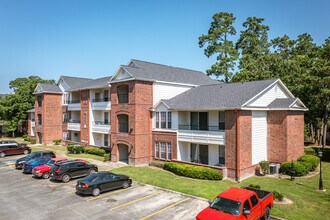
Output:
7,144,20,155
69,163,80,177
98,174,111,191
76,162,88,176
248,195,261,220
32,152,41,159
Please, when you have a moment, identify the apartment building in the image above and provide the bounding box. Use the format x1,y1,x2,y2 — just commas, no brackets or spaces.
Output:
27,59,307,180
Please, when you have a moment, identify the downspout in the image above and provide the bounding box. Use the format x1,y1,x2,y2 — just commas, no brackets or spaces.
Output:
235,109,240,182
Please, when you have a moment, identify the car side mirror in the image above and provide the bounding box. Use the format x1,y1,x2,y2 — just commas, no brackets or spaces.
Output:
243,210,251,215
208,200,212,205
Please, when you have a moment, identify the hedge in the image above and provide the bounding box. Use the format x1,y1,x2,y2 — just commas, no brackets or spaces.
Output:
149,161,165,169
304,147,316,155
163,162,223,180
23,137,36,144
281,161,308,176
298,155,319,171
85,147,106,156
67,145,85,154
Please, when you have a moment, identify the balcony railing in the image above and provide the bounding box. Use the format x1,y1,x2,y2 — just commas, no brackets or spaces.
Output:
178,125,224,131
68,119,80,123
93,121,110,125
92,98,110,103
68,99,80,104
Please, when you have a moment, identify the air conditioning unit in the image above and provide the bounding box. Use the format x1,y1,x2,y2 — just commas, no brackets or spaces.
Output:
269,163,281,174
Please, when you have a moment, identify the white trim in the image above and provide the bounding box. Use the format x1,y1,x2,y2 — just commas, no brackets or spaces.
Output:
109,66,135,83
152,128,177,133
152,100,171,110
289,98,307,109
57,76,70,90
241,107,308,111
154,80,197,87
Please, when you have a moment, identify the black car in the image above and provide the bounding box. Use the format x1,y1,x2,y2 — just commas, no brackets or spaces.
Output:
50,160,98,183
15,151,56,169
76,172,132,196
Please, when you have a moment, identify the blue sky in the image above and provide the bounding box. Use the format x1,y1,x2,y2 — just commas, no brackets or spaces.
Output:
0,0,329,93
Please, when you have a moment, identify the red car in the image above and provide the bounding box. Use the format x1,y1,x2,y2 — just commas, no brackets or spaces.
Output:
196,187,273,220
32,157,68,179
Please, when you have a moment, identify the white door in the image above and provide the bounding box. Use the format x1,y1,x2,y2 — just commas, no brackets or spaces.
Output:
252,111,267,165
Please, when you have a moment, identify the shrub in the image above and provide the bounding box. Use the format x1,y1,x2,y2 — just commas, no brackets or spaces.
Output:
300,161,313,172
53,139,62,145
22,134,27,139
248,184,261,189
304,147,315,155
298,155,319,171
163,162,223,180
259,160,270,175
67,145,85,154
281,161,308,176
273,190,284,201
103,153,110,162
149,161,165,168
29,138,36,144
85,147,106,156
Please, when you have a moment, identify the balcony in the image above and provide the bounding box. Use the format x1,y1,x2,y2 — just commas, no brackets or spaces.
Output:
67,119,80,131
31,119,35,127
92,121,110,134
68,99,80,111
178,124,225,145
91,98,111,110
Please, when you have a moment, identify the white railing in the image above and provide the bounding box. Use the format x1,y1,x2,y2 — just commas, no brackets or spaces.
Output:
92,123,110,134
67,122,81,131
68,103,80,111
91,101,111,110
178,130,225,145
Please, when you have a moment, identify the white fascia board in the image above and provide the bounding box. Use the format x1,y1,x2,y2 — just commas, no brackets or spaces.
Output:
57,76,70,90
289,98,307,109
152,100,171,110
241,107,308,111
154,80,197,87
109,66,134,83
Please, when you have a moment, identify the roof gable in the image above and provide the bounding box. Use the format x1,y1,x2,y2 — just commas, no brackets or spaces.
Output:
110,67,134,82
33,83,62,94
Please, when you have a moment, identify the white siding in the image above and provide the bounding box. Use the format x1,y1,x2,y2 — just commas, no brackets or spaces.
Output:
208,111,218,129
178,112,190,126
252,111,267,165
153,82,193,106
58,79,68,92
247,83,289,107
177,142,190,161
208,144,219,166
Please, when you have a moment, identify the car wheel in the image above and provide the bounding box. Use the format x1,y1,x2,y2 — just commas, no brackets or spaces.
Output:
23,150,29,155
88,169,96,175
61,174,71,183
262,207,271,220
0,152,5,158
42,172,50,179
122,181,130,189
92,188,101,197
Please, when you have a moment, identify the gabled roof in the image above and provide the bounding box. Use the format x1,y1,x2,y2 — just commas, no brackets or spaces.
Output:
59,76,93,91
110,59,218,85
33,83,62,95
67,76,112,91
268,98,306,109
162,79,278,110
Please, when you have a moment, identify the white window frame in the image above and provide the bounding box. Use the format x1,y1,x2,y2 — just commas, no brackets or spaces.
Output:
155,111,172,129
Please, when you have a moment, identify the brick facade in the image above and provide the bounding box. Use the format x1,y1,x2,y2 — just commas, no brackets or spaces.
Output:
268,111,304,162
80,90,90,145
152,130,177,160
110,80,153,166
35,93,63,145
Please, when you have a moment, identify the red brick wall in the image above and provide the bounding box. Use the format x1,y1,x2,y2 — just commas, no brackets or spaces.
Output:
152,131,177,160
110,80,153,166
80,90,90,145
268,111,304,163
225,110,237,178
42,93,63,145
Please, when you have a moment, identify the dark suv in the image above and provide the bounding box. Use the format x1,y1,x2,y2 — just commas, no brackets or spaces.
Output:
50,160,98,183
0,142,31,158
15,151,56,169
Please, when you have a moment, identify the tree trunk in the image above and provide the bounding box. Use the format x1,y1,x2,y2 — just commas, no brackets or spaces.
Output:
310,124,315,143
12,130,15,138
322,100,329,147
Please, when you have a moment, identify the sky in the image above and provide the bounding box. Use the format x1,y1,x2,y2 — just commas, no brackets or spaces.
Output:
0,0,329,93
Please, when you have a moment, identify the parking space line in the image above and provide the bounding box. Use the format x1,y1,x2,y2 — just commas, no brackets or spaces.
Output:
139,197,191,220
87,186,137,201
108,191,163,211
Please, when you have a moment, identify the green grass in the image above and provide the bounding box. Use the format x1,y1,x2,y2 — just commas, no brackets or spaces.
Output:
112,163,330,220
65,153,104,161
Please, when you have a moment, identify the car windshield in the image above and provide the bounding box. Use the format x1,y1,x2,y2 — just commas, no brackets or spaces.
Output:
46,159,55,166
210,197,241,216
83,174,99,182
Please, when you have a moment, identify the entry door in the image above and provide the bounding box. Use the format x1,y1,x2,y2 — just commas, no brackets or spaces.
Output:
199,145,209,165
38,133,43,144
252,111,267,165
118,144,129,163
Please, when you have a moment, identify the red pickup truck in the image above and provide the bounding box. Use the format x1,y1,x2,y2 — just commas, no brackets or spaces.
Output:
32,157,68,179
196,187,273,220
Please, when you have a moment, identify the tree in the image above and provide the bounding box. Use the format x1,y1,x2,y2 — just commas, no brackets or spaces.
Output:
0,76,55,136
198,12,238,82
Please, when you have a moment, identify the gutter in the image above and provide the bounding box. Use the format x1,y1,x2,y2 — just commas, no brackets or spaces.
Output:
235,109,240,182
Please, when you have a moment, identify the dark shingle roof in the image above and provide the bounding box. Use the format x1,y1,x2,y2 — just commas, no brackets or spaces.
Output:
26,108,35,113
34,83,62,94
267,98,297,108
61,76,93,91
114,59,218,85
162,79,278,110
67,76,112,91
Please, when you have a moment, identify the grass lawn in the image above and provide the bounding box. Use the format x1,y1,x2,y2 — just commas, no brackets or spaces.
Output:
65,153,104,161
112,163,330,220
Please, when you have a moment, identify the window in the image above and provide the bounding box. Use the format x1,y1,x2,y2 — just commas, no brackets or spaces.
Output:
104,134,109,147
161,112,166,128
243,200,251,212
190,144,198,162
37,96,43,107
37,114,42,125
155,112,160,128
155,142,171,160
63,93,69,105
117,85,129,103
219,145,225,165
95,93,100,102
155,111,172,129
103,90,109,101
104,112,109,125
63,112,69,123
250,195,258,207
219,111,225,130
118,114,128,133
167,112,172,129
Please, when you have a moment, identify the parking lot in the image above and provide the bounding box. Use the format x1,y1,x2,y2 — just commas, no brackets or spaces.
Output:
0,156,208,220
